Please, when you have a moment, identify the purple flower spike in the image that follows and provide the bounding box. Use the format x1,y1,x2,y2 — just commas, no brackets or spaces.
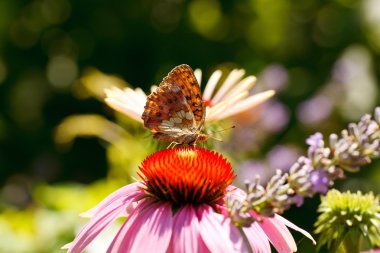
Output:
231,107,380,222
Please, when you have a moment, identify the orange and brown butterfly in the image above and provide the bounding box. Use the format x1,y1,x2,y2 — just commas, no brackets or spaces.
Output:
141,64,209,147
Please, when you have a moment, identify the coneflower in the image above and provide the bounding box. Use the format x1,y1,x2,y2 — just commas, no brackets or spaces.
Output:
63,148,313,253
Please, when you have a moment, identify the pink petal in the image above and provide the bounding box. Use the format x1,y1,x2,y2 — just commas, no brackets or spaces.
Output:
168,205,209,253
197,205,246,253
194,69,202,86
212,69,245,104
216,186,245,215
107,200,173,253
203,70,222,101
217,90,275,119
226,186,246,200
251,213,296,253
61,242,72,250
274,214,316,245
66,190,141,253
104,98,143,122
80,182,142,218
243,224,271,253
222,76,256,101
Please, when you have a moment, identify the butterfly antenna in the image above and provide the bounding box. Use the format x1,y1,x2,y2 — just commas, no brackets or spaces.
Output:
207,125,235,142
209,136,223,142
210,125,236,134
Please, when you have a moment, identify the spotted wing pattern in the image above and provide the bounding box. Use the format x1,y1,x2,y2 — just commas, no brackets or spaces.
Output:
163,64,206,130
142,82,196,142
142,64,207,144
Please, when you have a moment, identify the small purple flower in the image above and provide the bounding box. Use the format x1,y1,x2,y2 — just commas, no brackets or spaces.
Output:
292,195,305,207
308,170,330,194
306,132,323,149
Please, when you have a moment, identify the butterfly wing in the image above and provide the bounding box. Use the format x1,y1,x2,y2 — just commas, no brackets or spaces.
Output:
163,64,206,130
142,82,196,142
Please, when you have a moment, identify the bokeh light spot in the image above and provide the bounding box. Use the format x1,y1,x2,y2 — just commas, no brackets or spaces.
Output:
47,55,78,89
188,0,228,40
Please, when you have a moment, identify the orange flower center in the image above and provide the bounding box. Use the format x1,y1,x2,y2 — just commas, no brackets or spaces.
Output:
138,148,236,207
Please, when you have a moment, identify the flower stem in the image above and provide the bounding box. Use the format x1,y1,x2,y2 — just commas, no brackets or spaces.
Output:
342,230,362,253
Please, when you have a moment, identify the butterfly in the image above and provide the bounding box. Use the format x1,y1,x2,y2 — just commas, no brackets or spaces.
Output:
141,64,209,147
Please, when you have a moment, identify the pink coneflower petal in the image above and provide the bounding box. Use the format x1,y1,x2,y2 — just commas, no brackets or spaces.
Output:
104,98,143,122
212,69,246,104
123,89,145,110
251,214,297,253
225,91,250,106
274,214,316,245
226,185,245,198
203,70,222,101
205,91,249,121
206,102,228,121
107,200,173,253
243,225,271,253
194,69,202,85
104,87,145,122
80,182,142,218
64,192,140,253
264,217,297,253
168,205,208,253
217,90,275,119
197,205,245,253
222,76,256,101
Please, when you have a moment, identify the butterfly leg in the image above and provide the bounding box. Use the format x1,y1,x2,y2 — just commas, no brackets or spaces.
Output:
189,135,201,147
168,141,180,149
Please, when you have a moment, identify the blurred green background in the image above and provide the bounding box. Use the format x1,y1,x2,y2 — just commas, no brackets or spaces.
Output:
1,0,380,252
